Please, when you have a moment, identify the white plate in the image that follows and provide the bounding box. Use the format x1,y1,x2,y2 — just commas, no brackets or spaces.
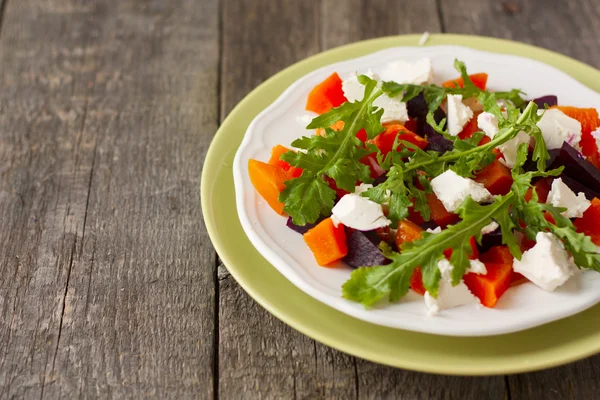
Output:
233,45,600,336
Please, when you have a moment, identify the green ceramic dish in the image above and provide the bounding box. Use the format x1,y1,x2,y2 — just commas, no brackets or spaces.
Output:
201,34,600,375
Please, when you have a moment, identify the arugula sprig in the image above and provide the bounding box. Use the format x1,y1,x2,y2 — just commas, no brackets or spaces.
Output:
364,98,541,225
343,194,516,306
382,60,528,135
344,142,600,308
510,145,600,271
280,75,385,225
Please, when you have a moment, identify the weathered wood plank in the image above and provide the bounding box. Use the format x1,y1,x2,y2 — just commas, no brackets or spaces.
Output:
440,0,600,68
440,1,600,398
219,274,357,399
218,1,358,398
0,0,219,398
355,360,505,400
0,1,103,398
320,0,441,50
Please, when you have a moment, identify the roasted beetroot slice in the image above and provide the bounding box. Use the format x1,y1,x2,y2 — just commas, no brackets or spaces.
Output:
532,95,558,109
426,132,453,154
286,216,322,234
549,143,600,193
407,93,427,120
343,230,389,268
523,149,560,172
477,228,503,253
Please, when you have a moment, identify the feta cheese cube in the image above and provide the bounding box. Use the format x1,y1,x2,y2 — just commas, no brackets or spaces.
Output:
342,72,408,124
447,94,474,136
481,221,499,235
467,259,488,275
546,178,591,218
375,95,409,124
592,127,600,150
342,70,377,102
424,259,479,316
431,170,493,212
331,194,391,231
537,109,582,150
513,232,575,291
477,112,500,138
354,183,373,195
378,58,433,85
476,112,531,168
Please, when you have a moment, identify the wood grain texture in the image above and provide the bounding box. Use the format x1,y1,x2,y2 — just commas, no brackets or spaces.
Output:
440,1,600,398
440,0,600,68
320,0,441,50
355,359,505,400
219,1,356,399
0,0,219,398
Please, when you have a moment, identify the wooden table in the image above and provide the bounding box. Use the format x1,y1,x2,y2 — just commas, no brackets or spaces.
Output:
1,0,600,398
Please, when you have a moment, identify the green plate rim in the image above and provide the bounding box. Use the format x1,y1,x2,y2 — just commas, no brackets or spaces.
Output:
201,33,600,375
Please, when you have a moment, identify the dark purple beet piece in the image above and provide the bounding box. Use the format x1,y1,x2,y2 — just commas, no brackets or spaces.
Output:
362,229,385,246
343,230,389,268
532,95,558,109
558,175,600,201
286,216,322,235
426,132,453,154
419,220,439,231
373,173,388,186
549,143,600,193
407,93,427,120
523,149,560,172
477,228,503,253
420,108,447,138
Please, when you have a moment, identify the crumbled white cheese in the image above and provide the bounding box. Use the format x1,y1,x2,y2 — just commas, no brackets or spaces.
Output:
378,58,433,85
477,112,500,138
426,227,442,234
342,70,377,102
354,183,373,195
537,109,582,150
375,95,409,124
424,259,479,316
446,94,474,137
477,112,531,168
481,221,499,235
342,71,408,123
546,178,591,218
592,127,600,151
513,232,575,291
467,259,488,275
431,170,493,212
331,194,391,231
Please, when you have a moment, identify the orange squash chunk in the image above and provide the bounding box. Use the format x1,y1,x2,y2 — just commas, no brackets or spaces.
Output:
442,73,488,90
248,159,288,214
303,218,348,266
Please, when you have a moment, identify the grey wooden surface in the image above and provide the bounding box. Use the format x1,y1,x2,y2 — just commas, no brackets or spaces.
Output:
1,0,600,398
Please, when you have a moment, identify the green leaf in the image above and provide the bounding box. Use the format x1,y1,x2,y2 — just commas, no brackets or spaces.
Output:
280,75,384,224
494,89,528,109
342,194,516,306
280,175,336,226
426,110,448,135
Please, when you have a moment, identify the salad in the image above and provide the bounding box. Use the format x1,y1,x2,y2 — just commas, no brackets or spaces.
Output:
247,58,600,316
